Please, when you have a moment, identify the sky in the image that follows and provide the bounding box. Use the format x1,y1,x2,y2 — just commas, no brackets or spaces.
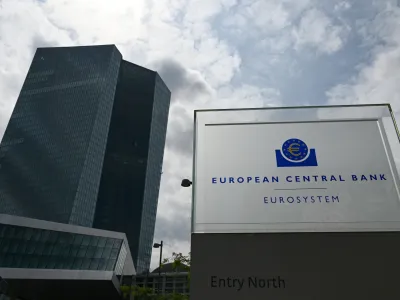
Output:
1,0,400,270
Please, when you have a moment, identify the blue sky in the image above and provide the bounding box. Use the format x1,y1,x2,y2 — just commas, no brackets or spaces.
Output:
1,0,400,269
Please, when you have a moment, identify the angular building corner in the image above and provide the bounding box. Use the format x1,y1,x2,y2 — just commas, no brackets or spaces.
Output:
93,60,171,273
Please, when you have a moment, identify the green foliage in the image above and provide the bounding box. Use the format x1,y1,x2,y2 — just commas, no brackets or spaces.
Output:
165,293,189,300
120,285,189,300
162,252,191,284
121,285,155,299
155,293,189,300
162,252,191,272
121,252,191,300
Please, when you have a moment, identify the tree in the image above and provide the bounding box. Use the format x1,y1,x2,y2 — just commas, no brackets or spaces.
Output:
121,285,189,300
161,252,191,285
121,252,191,300
162,252,191,273
121,285,155,299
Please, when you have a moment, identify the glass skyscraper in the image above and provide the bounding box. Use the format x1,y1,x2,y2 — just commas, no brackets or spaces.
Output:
0,45,171,273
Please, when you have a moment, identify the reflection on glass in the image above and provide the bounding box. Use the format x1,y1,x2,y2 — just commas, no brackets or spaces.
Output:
94,247,103,259
73,258,83,269
107,259,116,271
98,258,107,270
0,224,124,271
81,258,91,269
90,236,99,246
90,258,99,270
102,247,112,259
77,246,87,258
86,246,95,258
110,248,119,259
98,237,107,247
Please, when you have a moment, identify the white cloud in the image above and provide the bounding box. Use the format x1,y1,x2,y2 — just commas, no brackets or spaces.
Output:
184,0,223,22
216,84,281,108
247,0,290,32
42,0,147,44
222,0,311,39
241,0,312,33
326,4,400,112
334,1,351,12
0,0,75,132
292,8,349,54
221,0,348,57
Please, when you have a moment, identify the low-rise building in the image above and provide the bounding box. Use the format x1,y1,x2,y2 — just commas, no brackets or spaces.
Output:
134,263,190,296
0,214,135,300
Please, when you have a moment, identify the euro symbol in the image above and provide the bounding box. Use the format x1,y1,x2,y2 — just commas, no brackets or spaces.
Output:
288,143,301,156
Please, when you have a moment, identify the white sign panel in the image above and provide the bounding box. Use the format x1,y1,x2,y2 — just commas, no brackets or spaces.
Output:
193,118,400,232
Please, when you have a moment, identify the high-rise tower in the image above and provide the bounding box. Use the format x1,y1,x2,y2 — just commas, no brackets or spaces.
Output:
0,45,170,273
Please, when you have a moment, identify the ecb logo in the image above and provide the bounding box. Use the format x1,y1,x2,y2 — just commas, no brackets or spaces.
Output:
275,138,318,167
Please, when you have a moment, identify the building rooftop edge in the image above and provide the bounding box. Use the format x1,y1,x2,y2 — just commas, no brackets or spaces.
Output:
33,45,170,92
36,44,118,50
136,272,190,277
0,268,116,280
0,213,126,239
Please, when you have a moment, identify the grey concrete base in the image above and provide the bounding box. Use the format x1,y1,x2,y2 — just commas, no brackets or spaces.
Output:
191,232,400,300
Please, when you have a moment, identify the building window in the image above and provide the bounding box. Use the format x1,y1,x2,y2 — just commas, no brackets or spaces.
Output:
0,224,124,272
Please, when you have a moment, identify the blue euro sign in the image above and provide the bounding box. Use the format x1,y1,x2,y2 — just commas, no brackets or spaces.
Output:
276,138,318,167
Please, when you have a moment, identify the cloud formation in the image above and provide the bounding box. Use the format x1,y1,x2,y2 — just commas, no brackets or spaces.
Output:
327,3,400,111
292,8,349,54
154,59,213,103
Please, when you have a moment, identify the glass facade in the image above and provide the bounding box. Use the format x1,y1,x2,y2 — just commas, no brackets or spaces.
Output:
0,45,170,274
94,62,171,273
0,223,126,272
136,74,171,272
0,45,121,227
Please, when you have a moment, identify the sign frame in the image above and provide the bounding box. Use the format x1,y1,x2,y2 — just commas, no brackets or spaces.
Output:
191,104,400,234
